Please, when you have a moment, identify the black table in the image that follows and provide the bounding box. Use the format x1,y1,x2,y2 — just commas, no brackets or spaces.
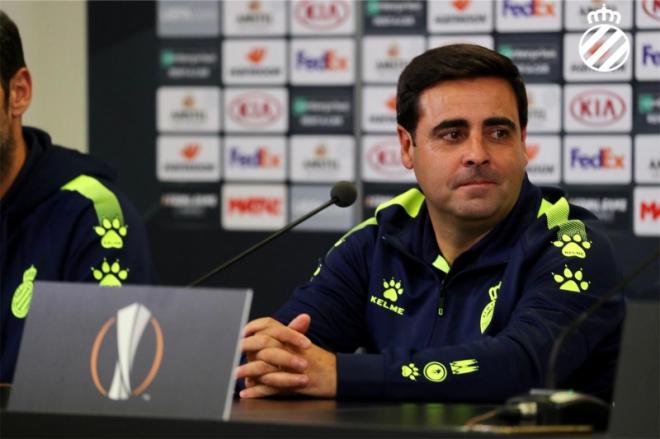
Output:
1,398,600,438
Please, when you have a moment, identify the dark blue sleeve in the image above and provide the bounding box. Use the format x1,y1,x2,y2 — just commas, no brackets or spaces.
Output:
274,226,375,354
61,189,158,286
336,229,624,402
277,223,624,403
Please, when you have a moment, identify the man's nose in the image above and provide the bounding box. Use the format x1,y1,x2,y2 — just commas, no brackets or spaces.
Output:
462,136,490,166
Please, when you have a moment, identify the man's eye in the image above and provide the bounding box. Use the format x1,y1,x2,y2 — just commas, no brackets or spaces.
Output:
491,129,510,139
442,130,462,141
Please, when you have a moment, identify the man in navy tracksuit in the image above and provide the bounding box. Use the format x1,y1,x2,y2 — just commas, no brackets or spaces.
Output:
0,11,156,383
237,44,625,403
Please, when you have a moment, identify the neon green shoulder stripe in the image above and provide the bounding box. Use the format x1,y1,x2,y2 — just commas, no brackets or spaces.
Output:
61,175,124,225
375,188,425,218
333,188,425,248
333,217,378,247
536,196,587,240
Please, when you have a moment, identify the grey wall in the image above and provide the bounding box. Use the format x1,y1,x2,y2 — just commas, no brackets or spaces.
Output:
2,0,87,152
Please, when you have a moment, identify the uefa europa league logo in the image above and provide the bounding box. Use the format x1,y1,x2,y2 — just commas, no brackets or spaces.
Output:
91,303,164,401
579,5,630,73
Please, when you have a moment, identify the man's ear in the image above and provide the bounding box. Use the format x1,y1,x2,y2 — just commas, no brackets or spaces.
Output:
397,124,414,170
520,127,528,166
8,67,32,118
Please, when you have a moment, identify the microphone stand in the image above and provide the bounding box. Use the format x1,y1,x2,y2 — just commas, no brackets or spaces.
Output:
188,198,337,287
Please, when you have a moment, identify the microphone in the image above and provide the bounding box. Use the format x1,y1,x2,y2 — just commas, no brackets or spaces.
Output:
188,181,357,287
492,249,660,431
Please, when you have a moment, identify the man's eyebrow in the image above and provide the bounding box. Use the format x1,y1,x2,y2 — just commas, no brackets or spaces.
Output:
483,117,517,130
430,119,469,137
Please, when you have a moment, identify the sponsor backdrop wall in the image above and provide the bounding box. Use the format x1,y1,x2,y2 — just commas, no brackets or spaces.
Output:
89,0,659,318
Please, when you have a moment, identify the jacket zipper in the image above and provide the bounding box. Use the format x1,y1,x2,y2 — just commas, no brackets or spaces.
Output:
437,278,447,317
382,234,449,318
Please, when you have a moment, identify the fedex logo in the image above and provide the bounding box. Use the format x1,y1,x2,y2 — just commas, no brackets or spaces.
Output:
502,0,555,16
296,50,348,71
229,147,280,168
570,147,625,169
642,45,660,66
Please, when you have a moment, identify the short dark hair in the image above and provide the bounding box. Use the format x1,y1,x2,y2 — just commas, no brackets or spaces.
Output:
0,10,26,103
396,44,528,139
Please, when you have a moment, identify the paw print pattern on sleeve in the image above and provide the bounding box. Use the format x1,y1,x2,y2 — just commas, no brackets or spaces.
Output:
94,217,128,249
552,266,590,293
552,233,592,259
92,259,129,287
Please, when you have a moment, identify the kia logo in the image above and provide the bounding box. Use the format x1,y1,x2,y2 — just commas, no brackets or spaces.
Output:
294,0,349,30
90,303,164,401
229,92,282,127
570,90,626,127
367,140,407,175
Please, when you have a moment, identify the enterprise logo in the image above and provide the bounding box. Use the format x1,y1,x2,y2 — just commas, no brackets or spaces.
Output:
90,303,163,401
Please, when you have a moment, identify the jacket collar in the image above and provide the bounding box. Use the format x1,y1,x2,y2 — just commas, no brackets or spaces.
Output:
381,175,543,272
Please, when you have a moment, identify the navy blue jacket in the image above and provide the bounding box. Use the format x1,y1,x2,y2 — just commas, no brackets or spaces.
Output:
275,177,625,402
0,127,157,382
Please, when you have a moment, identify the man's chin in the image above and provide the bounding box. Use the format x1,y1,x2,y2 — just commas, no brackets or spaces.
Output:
452,202,501,222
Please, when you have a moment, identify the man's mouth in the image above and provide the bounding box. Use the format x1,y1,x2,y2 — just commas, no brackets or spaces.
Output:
457,180,496,188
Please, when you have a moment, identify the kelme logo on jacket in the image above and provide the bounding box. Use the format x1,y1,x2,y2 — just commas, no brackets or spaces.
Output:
370,277,405,315
94,217,128,249
92,259,129,287
551,233,592,259
552,265,590,293
11,265,38,319
480,281,502,334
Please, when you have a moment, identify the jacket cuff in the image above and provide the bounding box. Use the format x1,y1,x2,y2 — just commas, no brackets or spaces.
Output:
336,353,385,399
